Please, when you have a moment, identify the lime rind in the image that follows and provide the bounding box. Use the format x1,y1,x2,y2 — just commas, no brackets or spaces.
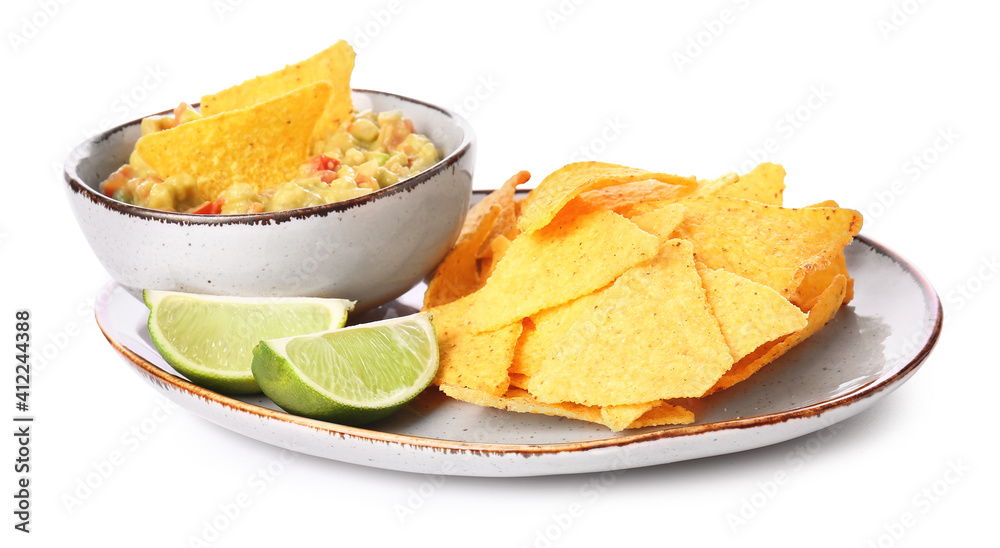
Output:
251,314,438,425
144,289,354,395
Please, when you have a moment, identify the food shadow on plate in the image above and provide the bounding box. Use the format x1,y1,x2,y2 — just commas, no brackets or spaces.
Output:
128,279,896,443
347,283,424,325
370,307,894,443
687,305,892,426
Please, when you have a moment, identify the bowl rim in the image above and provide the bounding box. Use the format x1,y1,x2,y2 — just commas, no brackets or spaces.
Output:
63,88,475,226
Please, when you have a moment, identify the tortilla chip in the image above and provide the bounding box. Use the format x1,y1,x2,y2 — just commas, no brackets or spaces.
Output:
792,248,853,311
136,82,331,200
517,162,696,234
789,201,853,309
692,163,785,205
629,203,685,243
705,274,848,394
426,162,856,428
479,234,512,282
428,297,522,396
465,209,659,333
526,240,734,406
441,385,603,424
619,163,786,218
441,386,691,431
508,316,541,378
808,199,840,208
572,180,695,218
600,402,659,432
625,402,696,428
700,268,808,362
508,372,531,390
423,205,501,309
457,171,528,256
672,196,862,299
200,41,355,138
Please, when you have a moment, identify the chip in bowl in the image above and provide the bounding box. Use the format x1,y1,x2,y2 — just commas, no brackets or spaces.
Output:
136,82,332,200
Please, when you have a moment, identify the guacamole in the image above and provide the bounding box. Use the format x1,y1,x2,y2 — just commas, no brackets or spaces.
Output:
100,103,440,214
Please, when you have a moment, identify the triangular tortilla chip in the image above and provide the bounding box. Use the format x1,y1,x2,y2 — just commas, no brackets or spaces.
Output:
200,41,355,138
456,171,528,255
692,162,785,205
476,234,513,288
700,268,808,362
625,402,695,429
629,203,685,243
509,317,541,378
705,274,848,394
508,372,531,390
428,297,522,396
791,200,854,309
672,196,862,299
619,163,787,217
572,180,695,218
792,248,853,310
136,81,331,200
441,385,677,431
441,385,603,425
465,209,659,333
517,162,696,234
423,205,501,309
600,402,659,432
526,240,734,406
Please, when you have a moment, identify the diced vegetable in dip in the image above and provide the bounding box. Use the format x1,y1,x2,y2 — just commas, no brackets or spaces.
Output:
100,104,441,214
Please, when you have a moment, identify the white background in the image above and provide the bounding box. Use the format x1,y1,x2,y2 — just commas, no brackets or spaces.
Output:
2,0,998,546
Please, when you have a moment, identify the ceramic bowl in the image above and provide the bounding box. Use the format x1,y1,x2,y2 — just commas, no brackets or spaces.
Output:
64,89,475,310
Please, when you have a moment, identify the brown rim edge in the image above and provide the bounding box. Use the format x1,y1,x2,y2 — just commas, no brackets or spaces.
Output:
95,233,943,457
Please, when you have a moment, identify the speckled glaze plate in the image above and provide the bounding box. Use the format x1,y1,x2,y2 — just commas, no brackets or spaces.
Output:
95,228,941,477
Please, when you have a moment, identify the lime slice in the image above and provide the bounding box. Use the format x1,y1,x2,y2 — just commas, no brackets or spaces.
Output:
144,290,354,395
251,313,438,426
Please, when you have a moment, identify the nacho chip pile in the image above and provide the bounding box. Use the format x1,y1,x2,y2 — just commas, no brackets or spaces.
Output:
422,162,862,431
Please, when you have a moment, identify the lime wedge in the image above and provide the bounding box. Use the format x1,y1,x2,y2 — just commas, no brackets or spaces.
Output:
144,290,354,395
251,313,438,426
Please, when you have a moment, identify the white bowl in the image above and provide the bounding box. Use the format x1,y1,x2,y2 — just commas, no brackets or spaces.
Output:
64,89,475,310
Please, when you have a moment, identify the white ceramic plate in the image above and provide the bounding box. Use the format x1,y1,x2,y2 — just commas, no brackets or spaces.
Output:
95,232,941,477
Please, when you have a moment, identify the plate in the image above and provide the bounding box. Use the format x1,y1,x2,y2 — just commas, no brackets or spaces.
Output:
95,220,941,477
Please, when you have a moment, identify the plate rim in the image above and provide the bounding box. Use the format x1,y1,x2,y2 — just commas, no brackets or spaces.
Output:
95,234,942,457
